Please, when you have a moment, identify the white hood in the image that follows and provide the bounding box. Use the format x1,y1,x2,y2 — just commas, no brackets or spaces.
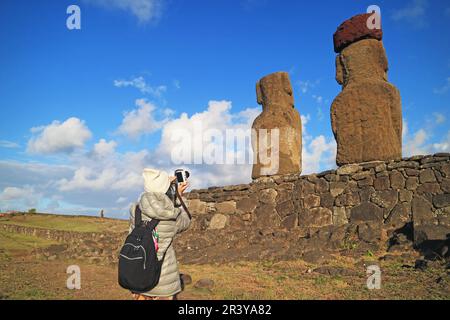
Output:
142,168,170,193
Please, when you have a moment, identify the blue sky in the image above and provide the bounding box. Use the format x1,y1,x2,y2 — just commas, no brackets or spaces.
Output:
0,0,449,218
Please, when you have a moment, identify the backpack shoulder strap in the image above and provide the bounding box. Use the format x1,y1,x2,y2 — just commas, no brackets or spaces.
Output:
147,218,159,230
135,204,160,230
158,238,173,263
135,204,142,226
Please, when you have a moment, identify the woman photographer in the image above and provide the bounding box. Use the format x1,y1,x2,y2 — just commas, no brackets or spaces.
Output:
129,168,191,300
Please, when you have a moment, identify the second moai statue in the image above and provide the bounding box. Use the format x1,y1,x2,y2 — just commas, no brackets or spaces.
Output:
331,13,402,166
251,71,302,179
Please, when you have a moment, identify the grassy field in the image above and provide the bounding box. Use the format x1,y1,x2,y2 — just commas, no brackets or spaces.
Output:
0,213,128,233
0,230,59,263
0,213,449,300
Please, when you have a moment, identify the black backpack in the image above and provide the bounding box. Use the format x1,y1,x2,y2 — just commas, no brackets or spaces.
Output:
118,205,165,293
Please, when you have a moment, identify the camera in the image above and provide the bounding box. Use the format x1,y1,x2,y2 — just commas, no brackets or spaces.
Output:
174,169,190,183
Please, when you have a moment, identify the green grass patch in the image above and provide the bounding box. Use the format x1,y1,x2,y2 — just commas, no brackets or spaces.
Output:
0,230,58,254
0,214,127,233
7,287,56,300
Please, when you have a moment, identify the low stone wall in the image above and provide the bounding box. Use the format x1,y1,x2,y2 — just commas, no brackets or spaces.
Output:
0,223,126,243
0,223,126,265
2,154,448,265
176,153,450,263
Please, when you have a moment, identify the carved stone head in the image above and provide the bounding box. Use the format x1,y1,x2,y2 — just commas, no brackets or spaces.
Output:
333,13,387,87
256,72,294,110
335,39,388,87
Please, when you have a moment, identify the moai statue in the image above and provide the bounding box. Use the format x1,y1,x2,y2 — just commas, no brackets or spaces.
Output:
331,13,402,166
251,71,302,179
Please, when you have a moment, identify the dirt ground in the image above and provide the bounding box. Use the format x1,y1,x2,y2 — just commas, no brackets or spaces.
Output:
1,241,449,300
0,215,449,300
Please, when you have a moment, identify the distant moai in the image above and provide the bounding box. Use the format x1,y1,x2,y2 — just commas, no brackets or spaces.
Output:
251,71,302,179
331,13,402,166
100,209,104,218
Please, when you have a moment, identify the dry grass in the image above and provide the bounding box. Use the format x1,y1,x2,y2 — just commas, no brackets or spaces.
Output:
0,230,58,257
0,214,448,300
0,213,128,233
178,258,449,300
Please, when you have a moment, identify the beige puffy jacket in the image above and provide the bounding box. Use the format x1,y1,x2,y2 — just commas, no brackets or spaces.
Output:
129,192,191,297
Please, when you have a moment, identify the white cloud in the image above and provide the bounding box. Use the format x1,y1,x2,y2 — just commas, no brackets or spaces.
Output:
155,100,259,187
58,149,149,192
433,131,450,152
391,0,427,27
402,111,449,156
156,102,336,186
1,186,30,201
297,80,319,94
0,158,134,214
114,76,167,97
116,197,128,204
0,140,20,148
59,166,117,192
118,99,167,139
92,139,117,157
157,101,257,161
402,119,428,157
0,160,73,189
162,108,175,117
433,112,446,124
84,0,164,24
301,114,312,138
312,94,323,104
301,114,336,174
316,107,324,121
0,185,41,208
303,136,337,174
27,117,92,154
433,77,450,94
402,119,443,156
5,100,339,217
46,199,60,212
403,127,429,156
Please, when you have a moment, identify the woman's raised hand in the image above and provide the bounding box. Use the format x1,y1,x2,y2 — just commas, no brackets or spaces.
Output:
177,182,189,196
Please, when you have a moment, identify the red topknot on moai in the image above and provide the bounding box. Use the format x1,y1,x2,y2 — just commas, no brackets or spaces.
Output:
331,13,402,166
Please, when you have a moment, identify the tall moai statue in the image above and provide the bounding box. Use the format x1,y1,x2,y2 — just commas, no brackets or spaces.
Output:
331,13,402,166
251,71,302,179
